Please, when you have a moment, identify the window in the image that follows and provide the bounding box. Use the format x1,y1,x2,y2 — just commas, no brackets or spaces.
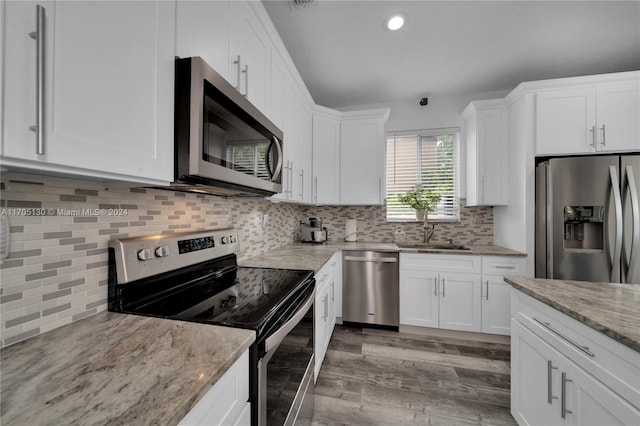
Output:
226,141,269,179
386,128,460,221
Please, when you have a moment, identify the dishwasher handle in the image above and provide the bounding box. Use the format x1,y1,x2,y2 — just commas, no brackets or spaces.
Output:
344,256,397,263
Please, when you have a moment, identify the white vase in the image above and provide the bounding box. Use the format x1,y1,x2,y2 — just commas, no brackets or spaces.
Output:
415,209,426,221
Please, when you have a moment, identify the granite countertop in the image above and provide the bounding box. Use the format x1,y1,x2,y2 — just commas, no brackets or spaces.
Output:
238,240,525,273
0,311,255,426
505,276,640,352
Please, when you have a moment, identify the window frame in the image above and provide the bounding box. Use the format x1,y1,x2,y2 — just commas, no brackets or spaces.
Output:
385,127,461,223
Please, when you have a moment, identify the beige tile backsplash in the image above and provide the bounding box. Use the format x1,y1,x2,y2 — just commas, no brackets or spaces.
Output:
0,180,492,347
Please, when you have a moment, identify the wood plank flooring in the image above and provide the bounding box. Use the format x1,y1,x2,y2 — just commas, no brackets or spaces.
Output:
311,325,516,425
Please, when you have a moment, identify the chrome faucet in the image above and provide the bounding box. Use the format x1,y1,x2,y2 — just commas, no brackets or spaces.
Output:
423,216,435,243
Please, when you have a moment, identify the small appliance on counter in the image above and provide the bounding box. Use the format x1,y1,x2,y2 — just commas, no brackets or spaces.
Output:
300,218,328,243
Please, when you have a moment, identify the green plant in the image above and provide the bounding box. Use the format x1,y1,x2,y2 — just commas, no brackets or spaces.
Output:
397,185,441,212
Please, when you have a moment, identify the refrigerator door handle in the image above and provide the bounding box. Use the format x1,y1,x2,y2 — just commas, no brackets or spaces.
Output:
622,165,639,283
608,166,623,283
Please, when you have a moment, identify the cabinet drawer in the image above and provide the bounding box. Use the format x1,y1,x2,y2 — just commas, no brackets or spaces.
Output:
179,350,249,425
512,289,640,409
482,256,526,276
401,253,481,274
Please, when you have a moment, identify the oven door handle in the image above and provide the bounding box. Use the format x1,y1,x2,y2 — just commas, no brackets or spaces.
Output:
264,289,314,353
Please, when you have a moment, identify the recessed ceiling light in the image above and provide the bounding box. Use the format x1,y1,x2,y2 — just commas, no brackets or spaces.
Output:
386,13,406,31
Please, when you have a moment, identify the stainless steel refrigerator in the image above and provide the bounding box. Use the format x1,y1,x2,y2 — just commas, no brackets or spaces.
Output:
536,155,639,283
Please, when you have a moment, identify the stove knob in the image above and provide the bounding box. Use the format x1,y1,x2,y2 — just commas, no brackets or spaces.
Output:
155,246,170,257
137,248,153,261
230,235,237,243
221,236,228,244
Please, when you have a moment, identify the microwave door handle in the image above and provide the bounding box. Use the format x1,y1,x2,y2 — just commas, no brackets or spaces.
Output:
608,166,623,283
265,137,275,180
623,165,639,283
270,136,283,182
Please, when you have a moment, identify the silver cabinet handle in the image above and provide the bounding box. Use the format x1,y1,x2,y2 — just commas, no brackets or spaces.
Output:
485,280,489,300
233,55,241,90
324,293,329,321
589,125,596,148
561,372,573,419
600,124,606,147
622,165,639,283
331,281,335,302
28,5,46,155
547,360,558,404
378,178,382,203
494,265,516,270
533,317,595,357
434,276,438,296
608,166,623,282
300,169,304,199
442,277,446,298
480,176,484,203
288,161,294,198
242,64,249,97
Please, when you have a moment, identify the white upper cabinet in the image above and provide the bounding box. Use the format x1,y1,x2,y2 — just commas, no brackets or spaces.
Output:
176,0,230,80
340,109,390,205
294,96,313,204
312,108,341,204
2,1,175,184
229,0,269,114
463,99,508,206
536,74,640,156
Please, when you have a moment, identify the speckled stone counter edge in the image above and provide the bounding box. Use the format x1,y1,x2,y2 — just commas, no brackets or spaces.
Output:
505,277,640,353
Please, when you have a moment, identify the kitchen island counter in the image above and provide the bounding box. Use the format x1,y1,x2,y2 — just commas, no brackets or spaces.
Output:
0,311,255,426
505,276,640,352
239,240,525,273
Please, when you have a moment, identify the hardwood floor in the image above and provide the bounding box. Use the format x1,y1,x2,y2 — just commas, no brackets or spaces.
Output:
311,325,516,425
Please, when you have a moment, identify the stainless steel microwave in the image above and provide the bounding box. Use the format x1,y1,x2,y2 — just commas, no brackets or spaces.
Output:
172,57,283,197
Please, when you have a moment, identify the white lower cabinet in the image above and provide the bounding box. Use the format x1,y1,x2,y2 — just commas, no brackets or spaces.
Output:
314,252,340,381
511,288,640,426
400,254,482,332
179,349,250,426
511,319,639,425
400,253,526,335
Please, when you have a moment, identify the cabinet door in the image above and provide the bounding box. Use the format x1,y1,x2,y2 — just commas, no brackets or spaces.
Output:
475,108,507,205
328,277,337,335
480,276,511,335
399,270,439,328
314,282,328,381
340,118,384,205
229,0,268,113
536,88,597,156
269,49,287,131
296,103,313,204
511,319,565,426
438,273,481,332
312,113,340,204
3,1,175,183
564,357,640,426
596,82,640,153
176,0,230,80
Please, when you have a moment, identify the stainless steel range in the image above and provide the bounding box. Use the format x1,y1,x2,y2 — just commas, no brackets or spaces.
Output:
108,228,315,426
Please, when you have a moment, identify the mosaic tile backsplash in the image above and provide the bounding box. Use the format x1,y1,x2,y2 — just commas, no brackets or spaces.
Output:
0,180,302,347
301,201,493,245
0,180,492,348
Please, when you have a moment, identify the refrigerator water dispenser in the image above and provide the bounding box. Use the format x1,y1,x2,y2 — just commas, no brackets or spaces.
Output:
563,205,604,250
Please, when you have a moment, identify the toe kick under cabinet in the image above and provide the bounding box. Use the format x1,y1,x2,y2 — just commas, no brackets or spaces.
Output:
399,253,526,335
511,289,640,425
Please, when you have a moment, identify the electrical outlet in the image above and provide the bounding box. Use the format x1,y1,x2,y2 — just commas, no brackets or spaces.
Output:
262,214,270,228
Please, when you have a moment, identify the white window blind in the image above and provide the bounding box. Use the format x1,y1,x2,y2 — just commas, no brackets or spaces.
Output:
386,129,460,221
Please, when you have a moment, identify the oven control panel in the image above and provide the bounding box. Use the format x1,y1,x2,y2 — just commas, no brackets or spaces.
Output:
110,228,239,284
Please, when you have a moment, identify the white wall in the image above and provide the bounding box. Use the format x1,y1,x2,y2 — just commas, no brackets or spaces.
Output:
336,89,510,198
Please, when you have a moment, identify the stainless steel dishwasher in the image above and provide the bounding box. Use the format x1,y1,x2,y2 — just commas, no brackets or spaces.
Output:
342,250,399,328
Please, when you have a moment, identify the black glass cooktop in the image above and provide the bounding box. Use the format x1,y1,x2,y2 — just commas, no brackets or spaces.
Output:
110,257,314,336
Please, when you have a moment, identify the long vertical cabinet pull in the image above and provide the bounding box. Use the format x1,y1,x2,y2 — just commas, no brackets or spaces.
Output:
622,165,639,283
28,5,46,155
441,277,446,297
314,176,318,203
547,360,558,404
600,124,606,147
233,55,242,90
589,126,596,148
324,293,329,321
485,280,489,300
433,276,438,296
242,64,249,98
561,372,573,419
480,176,485,204
608,166,623,282
300,169,304,200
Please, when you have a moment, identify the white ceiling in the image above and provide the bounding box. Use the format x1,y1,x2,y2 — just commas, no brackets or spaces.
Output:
262,0,640,108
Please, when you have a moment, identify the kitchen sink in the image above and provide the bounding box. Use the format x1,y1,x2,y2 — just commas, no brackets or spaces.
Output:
396,242,471,251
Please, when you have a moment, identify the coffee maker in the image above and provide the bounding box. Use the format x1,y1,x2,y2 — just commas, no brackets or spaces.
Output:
300,218,328,243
